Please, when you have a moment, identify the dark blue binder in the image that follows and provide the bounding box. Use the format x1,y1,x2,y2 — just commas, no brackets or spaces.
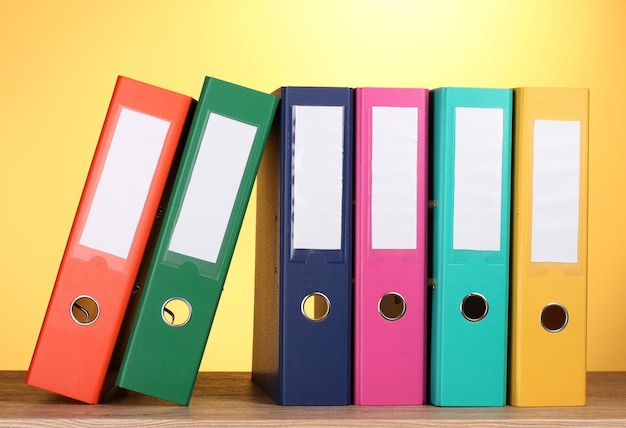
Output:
252,87,353,405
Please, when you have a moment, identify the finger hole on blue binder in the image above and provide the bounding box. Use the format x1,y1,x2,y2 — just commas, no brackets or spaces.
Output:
301,292,330,321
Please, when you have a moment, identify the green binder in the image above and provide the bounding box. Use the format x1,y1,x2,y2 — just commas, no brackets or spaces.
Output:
116,77,278,405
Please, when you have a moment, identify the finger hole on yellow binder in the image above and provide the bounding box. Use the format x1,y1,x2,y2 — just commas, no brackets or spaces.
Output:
379,292,406,321
461,293,488,322
70,295,100,325
301,292,330,321
162,298,192,327
541,303,568,333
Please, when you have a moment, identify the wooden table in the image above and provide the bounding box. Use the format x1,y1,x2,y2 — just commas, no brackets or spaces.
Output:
1,371,625,427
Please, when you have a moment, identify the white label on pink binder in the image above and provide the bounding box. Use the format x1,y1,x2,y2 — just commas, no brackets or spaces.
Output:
531,120,581,263
79,107,170,259
371,106,418,250
453,107,504,252
169,112,257,263
292,105,344,251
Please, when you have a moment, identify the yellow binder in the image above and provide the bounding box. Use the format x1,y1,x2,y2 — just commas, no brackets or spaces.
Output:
509,87,589,406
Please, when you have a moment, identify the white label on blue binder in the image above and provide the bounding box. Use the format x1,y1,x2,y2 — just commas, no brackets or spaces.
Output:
168,113,257,263
371,106,418,249
292,105,344,250
79,107,170,259
453,107,504,252
531,120,581,263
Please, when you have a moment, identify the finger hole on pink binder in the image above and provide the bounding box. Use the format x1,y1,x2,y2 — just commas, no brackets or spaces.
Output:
379,292,406,321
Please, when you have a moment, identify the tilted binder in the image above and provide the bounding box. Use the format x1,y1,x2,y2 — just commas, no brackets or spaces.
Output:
252,87,354,405
429,87,513,406
353,87,428,405
115,77,278,405
26,76,194,404
509,87,589,406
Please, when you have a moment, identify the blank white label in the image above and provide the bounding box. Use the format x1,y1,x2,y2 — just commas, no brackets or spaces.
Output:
79,108,171,259
453,107,504,251
168,113,257,263
292,105,344,250
371,106,418,249
531,120,581,263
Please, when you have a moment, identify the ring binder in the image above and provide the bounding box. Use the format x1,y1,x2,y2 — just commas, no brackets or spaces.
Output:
429,87,513,407
116,77,278,405
353,87,429,406
26,76,194,404
509,87,589,407
252,86,354,406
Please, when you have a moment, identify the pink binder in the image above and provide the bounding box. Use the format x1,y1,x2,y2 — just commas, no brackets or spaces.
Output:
353,87,428,405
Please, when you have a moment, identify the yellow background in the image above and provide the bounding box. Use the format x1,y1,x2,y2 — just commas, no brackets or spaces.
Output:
1,0,624,372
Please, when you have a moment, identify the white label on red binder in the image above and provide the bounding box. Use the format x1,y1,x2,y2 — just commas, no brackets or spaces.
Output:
169,112,257,263
453,107,504,252
292,105,344,250
531,120,581,263
371,106,418,250
79,107,170,259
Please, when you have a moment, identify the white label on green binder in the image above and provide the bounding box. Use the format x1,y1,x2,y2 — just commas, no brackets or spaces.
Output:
292,105,344,250
371,106,418,250
531,120,581,263
79,107,171,259
453,107,504,252
169,112,257,263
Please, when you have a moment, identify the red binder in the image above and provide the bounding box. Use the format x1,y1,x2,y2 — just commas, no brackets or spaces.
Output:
26,76,193,404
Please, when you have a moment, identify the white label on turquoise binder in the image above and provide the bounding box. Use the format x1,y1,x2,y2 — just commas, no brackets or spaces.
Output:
531,120,581,263
292,105,344,250
371,106,418,250
453,107,504,252
79,107,170,259
169,112,257,263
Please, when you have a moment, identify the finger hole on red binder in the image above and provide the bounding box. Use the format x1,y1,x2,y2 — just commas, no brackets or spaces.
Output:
379,292,406,321
162,298,192,327
301,293,330,321
541,303,568,333
461,293,488,322
70,296,100,325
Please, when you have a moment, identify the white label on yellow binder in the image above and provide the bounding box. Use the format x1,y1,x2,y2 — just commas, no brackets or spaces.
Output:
292,105,344,250
371,106,418,250
169,112,257,263
531,120,581,263
453,107,504,252
79,107,170,259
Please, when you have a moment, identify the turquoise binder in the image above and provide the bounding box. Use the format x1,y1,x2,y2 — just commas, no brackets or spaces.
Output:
429,87,513,406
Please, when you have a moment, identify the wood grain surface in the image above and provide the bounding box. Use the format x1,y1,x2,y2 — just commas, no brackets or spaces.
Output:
1,371,625,427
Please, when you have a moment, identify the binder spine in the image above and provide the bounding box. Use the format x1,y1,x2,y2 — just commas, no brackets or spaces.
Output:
430,87,512,407
117,77,278,405
278,87,353,405
26,76,193,404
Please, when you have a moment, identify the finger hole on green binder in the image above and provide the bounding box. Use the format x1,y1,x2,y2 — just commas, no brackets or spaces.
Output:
541,303,568,333
162,298,192,327
301,292,330,321
70,295,100,325
461,293,488,322
379,292,406,321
